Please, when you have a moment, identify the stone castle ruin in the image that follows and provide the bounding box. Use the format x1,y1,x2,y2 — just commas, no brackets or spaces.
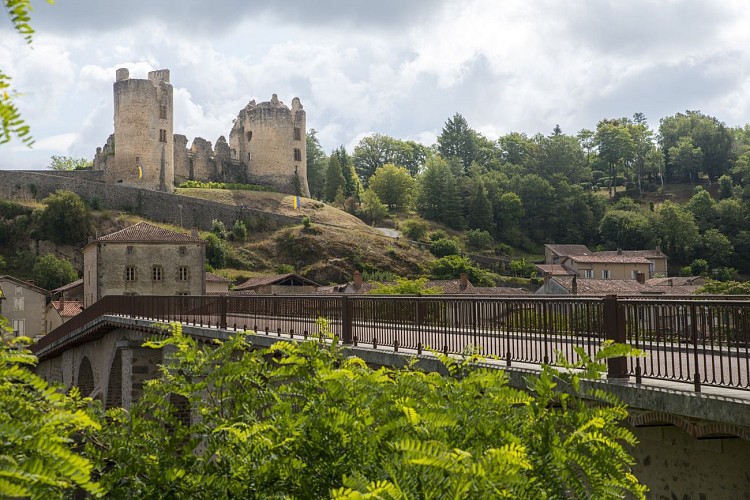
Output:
93,68,309,196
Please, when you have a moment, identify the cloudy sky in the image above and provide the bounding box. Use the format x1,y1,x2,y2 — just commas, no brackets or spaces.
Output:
2,0,750,169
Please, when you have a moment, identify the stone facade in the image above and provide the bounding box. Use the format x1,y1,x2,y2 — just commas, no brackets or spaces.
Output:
94,67,309,196
82,222,206,307
0,275,48,338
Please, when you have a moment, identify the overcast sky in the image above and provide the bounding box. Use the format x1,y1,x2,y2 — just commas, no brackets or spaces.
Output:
2,0,750,169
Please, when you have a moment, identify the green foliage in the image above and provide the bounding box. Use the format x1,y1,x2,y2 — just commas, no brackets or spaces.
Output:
0,318,103,498
428,229,448,241
437,112,478,170
275,263,295,274
204,233,229,268
210,219,227,239
697,278,750,294
37,190,92,246
696,228,734,267
306,129,328,200
509,258,537,278
32,253,78,290
84,324,645,498
718,174,733,199
599,210,655,250
47,155,92,171
430,254,495,286
399,219,430,241
683,259,709,277
231,219,247,242
353,133,429,182
429,237,461,257
359,189,389,224
325,153,346,203
369,276,442,295
301,215,311,228
368,163,414,209
416,156,464,229
464,228,494,250
177,180,275,192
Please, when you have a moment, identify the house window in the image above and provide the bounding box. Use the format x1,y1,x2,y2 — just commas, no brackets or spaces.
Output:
583,270,593,279
179,246,186,256
12,319,25,337
293,148,301,161
125,267,137,281
632,270,639,279
13,297,24,312
179,266,189,281
127,246,134,255
160,105,167,119
602,270,610,279
159,129,167,142
15,286,22,295
293,127,301,141
152,266,163,281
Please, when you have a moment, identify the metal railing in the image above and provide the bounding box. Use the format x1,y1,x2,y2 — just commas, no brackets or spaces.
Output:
33,294,750,392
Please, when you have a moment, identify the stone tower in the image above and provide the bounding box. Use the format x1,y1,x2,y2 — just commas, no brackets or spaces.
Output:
109,68,174,192
229,94,309,196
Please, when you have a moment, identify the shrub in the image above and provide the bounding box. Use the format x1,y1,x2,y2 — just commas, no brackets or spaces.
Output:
275,263,295,274
204,233,229,268
429,237,461,257
32,254,78,290
430,254,495,286
301,215,311,228
37,190,91,246
211,219,228,239
231,220,247,242
400,219,430,241
428,229,448,242
464,229,493,250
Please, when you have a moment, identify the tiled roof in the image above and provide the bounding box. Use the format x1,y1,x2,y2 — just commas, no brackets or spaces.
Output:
94,222,204,244
647,276,704,286
567,254,651,264
206,272,231,283
474,287,531,296
0,275,50,295
597,249,667,259
546,277,697,296
235,273,321,291
536,264,574,275
424,280,476,294
337,282,378,294
51,278,83,294
545,244,591,256
51,300,83,318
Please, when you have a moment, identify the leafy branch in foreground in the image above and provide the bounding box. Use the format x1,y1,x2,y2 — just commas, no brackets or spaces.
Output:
0,316,103,498
85,322,646,498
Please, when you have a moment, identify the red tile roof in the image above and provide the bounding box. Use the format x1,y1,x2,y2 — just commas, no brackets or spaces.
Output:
94,222,204,244
566,254,651,264
51,300,83,318
536,264,575,276
597,249,667,259
425,280,476,294
545,244,591,256
234,273,321,291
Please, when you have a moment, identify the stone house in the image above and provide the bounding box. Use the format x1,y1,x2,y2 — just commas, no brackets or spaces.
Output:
544,244,668,278
82,222,206,306
562,253,652,281
46,299,84,334
206,272,232,295
0,275,49,338
51,279,84,302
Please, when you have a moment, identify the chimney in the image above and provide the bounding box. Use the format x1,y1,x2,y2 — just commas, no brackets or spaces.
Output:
60,294,65,310
543,272,551,285
354,271,362,288
460,272,468,290
572,274,578,294
191,227,199,237
617,248,622,255
636,272,645,284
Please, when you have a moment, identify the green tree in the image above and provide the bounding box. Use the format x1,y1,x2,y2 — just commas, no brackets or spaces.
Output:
399,219,430,241
429,237,462,257
495,191,524,243
368,163,415,209
653,201,699,263
369,277,442,295
416,156,464,229
430,254,494,286
464,228,493,250
47,155,92,171
359,189,388,224
437,113,477,171
696,229,734,267
668,136,703,185
306,129,328,200
684,188,716,231
324,153,345,203
534,128,589,182
0,318,103,498
718,174,733,200
599,210,656,250
466,179,492,232
331,146,360,199
32,253,77,290
231,220,247,243
596,120,635,197
204,233,229,268
37,190,92,246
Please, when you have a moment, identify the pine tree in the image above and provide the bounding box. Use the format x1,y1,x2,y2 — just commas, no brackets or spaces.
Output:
325,154,345,203
437,113,477,171
466,180,492,232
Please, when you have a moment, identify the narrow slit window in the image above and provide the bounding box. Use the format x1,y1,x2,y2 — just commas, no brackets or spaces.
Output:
293,148,301,162
159,129,167,142
293,127,301,141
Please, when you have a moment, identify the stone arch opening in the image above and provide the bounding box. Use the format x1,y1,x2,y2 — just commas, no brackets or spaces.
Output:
105,349,123,409
77,356,95,398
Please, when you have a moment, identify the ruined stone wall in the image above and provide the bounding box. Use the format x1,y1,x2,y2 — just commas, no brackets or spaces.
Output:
110,68,173,192
229,95,309,196
173,134,190,184
0,171,300,231
189,137,216,182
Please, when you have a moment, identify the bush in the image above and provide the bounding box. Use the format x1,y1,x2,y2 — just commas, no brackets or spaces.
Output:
429,237,461,257
37,190,91,246
301,215,311,229
32,254,78,290
204,233,229,268
428,229,448,242
464,229,493,250
211,219,228,239
591,170,605,181
231,220,247,242
275,263,295,274
430,255,495,286
400,219,430,241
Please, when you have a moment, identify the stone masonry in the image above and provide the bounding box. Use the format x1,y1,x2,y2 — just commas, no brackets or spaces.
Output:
94,68,309,196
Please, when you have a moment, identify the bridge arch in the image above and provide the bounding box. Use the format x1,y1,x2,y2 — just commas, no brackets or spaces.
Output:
76,356,96,399
105,349,123,409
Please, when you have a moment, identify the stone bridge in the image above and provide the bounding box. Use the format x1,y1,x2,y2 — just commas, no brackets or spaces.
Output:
31,294,750,498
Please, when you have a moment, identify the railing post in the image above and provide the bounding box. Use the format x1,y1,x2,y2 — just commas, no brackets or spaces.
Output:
219,296,227,330
604,294,629,380
690,304,701,392
341,295,353,345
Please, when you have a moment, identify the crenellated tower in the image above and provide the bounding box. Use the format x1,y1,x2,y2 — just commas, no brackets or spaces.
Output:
109,68,174,192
